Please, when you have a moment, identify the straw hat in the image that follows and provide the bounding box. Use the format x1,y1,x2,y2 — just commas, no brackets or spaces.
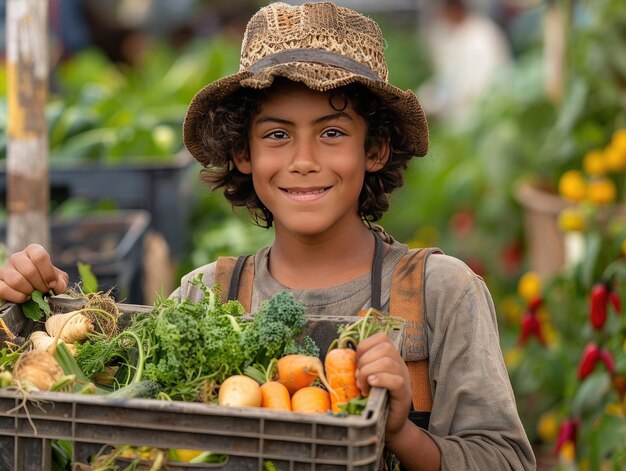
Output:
183,2,429,167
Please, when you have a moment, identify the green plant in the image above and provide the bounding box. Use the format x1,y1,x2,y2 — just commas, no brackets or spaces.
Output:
0,35,241,164
506,129,626,467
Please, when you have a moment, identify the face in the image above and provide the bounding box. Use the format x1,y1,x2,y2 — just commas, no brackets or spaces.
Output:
234,81,388,240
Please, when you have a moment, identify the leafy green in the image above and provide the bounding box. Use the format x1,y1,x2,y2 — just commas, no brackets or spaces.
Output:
338,396,369,416
143,284,247,395
75,279,318,401
21,290,51,321
242,291,318,366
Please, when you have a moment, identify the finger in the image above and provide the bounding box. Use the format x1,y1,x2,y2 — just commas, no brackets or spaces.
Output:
0,267,37,297
24,244,59,289
0,280,31,304
51,267,70,294
364,371,407,394
356,332,389,353
355,367,370,397
358,341,400,367
359,355,405,381
9,253,49,293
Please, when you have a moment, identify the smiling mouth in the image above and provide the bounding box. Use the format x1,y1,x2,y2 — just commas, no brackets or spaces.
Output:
282,187,330,201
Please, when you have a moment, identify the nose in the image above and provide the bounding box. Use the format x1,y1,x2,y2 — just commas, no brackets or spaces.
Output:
288,138,321,174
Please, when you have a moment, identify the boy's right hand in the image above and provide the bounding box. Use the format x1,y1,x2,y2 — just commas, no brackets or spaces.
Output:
0,244,69,303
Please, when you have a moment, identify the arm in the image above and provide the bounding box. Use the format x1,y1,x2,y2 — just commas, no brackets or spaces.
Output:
0,244,68,302
422,255,535,470
358,255,535,471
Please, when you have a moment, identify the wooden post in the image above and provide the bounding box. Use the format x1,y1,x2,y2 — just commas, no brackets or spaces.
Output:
543,0,569,104
6,0,50,253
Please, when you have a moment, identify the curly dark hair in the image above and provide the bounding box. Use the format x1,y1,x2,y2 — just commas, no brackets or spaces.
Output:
196,79,415,228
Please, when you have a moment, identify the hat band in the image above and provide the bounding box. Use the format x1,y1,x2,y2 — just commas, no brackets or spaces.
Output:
247,49,381,82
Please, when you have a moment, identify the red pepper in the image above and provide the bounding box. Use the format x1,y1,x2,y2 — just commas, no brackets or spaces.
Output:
528,296,543,313
599,348,616,374
578,343,601,380
517,311,544,346
553,419,578,456
589,283,609,330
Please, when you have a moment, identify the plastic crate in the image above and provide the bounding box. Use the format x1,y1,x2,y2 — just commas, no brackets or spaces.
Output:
0,210,150,304
0,298,405,471
0,151,195,259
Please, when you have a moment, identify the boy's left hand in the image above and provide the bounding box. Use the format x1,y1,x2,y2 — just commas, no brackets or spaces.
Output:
355,332,412,437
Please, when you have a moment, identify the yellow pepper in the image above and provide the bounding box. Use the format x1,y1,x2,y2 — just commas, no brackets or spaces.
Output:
558,207,585,232
559,440,576,463
583,149,606,176
604,143,626,172
537,409,559,443
518,271,542,302
586,177,616,205
558,170,586,202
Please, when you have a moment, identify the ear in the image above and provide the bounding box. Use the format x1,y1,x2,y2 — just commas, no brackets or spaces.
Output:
233,151,252,174
366,138,390,172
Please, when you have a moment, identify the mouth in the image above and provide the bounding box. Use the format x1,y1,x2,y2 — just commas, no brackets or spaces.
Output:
281,186,330,202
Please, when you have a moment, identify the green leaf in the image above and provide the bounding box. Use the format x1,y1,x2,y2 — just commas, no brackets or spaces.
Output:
51,439,72,471
580,231,602,288
189,451,227,464
0,347,20,368
338,396,369,416
21,290,51,321
77,262,99,294
570,371,611,417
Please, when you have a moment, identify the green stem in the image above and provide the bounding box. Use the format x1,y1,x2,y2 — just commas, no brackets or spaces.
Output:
117,330,144,384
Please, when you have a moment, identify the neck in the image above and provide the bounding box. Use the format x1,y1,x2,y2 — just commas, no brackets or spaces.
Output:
269,224,378,289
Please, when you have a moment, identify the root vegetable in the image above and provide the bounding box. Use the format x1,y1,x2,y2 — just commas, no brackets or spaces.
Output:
0,371,12,388
218,375,262,407
12,350,64,391
29,331,77,356
46,311,93,344
324,347,360,413
260,381,291,411
291,386,331,413
276,354,334,396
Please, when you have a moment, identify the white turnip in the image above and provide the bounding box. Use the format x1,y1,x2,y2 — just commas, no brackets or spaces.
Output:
218,375,262,407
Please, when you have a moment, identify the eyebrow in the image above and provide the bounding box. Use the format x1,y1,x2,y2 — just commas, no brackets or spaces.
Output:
254,112,354,127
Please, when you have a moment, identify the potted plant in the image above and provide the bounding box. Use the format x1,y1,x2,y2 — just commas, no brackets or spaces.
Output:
513,0,626,276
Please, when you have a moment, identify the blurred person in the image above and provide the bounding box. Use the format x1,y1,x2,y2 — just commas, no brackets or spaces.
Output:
417,0,512,126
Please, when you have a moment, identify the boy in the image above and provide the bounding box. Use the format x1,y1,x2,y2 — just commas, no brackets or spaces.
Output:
0,3,535,470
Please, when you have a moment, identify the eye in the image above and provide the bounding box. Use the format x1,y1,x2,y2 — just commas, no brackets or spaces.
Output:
265,130,289,140
322,128,345,138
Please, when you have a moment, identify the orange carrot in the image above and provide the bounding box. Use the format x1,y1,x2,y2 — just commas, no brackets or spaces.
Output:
324,347,360,413
276,354,334,397
324,308,396,414
260,381,292,411
291,386,331,414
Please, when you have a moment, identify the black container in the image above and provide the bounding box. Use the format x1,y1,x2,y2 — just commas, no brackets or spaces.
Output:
0,151,195,260
0,210,150,304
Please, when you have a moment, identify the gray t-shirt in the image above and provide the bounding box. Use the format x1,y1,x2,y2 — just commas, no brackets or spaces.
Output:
173,239,536,470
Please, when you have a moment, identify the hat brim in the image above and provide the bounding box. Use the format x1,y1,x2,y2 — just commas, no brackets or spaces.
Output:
183,62,429,167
